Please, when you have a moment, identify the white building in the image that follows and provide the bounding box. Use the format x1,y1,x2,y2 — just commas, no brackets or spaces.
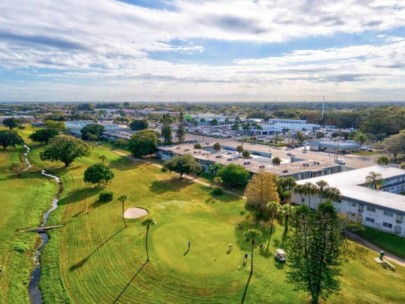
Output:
309,140,360,153
291,166,405,237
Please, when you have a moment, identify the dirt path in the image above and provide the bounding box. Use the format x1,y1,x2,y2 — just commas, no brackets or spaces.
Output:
345,230,405,267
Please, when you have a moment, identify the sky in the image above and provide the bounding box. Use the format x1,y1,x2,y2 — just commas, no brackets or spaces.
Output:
0,0,404,102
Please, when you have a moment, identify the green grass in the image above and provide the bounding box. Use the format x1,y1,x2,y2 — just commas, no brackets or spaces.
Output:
4,127,405,303
0,137,57,303
26,143,405,304
357,226,405,259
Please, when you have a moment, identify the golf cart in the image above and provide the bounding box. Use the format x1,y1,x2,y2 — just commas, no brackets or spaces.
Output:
275,248,286,263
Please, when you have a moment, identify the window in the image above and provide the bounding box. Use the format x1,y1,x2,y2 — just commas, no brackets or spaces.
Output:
384,211,394,217
348,201,356,207
365,217,375,223
383,222,393,229
366,206,376,212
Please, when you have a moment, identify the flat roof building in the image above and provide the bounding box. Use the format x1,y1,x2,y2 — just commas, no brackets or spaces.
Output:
292,166,405,237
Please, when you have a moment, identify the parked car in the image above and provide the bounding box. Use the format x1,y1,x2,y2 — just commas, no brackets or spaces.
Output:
275,248,286,263
287,152,295,157
336,159,346,165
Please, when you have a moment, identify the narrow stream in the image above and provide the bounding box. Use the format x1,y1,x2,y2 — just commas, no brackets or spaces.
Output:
23,145,64,304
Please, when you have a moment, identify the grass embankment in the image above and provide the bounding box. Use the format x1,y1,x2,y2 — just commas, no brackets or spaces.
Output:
27,141,405,304
357,227,405,259
0,135,57,303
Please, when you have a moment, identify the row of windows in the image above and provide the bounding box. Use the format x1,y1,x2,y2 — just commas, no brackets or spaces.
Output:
365,218,393,229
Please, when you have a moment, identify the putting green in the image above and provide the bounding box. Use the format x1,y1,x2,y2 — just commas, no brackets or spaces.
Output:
153,219,243,276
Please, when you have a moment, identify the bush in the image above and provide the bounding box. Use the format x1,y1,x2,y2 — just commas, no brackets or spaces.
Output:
212,187,224,196
99,192,113,202
272,157,281,165
194,143,202,149
242,150,250,159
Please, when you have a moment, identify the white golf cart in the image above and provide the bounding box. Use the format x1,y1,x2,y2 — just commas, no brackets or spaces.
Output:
275,248,286,263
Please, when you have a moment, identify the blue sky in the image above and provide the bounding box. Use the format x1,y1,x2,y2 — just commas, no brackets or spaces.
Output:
0,0,404,102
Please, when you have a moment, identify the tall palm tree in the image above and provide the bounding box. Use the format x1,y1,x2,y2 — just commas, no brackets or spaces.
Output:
366,171,383,190
99,155,107,163
266,201,280,250
142,218,156,262
117,195,128,227
324,187,341,202
303,182,318,208
278,177,297,203
294,184,305,204
316,180,329,203
281,204,295,233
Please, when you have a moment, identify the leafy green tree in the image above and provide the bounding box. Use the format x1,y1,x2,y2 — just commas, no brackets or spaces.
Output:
99,155,107,163
114,138,129,148
0,130,24,150
161,114,172,145
117,194,128,227
130,119,148,131
377,155,390,166
2,117,20,130
44,120,66,132
296,131,305,145
80,124,105,140
162,154,202,179
242,150,250,159
142,218,156,261
236,145,244,155
379,129,405,161
287,202,343,304
210,119,219,126
128,129,158,157
218,164,250,188
29,128,58,144
40,135,90,166
194,143,202,149
272,157,281,165
213,142,221,152
83,163,114,186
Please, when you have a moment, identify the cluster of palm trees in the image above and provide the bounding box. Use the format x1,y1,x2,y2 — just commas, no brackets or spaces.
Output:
117,194,156,262
294,180,341,208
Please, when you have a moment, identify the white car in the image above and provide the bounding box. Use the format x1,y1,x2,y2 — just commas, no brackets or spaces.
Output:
336,159,346,165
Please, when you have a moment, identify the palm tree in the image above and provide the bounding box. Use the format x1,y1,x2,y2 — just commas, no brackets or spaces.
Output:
142,218,156,262
316,180,329,203
277,177,297,203
366,171,383,190
303,182,318,208
117,195,128,227
324,187,341,202
294,184,305,204
281,204,295,233
244,229,262,275
99,155,107,163
266,201,280,250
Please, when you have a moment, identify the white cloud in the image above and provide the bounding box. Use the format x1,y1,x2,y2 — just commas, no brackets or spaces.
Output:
0,0,404,101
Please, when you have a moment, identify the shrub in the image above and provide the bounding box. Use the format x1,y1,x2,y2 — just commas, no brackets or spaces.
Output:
272,157,281,165
242,150,250,159
212,187,224,196
194,143,202,149
99,192,114,202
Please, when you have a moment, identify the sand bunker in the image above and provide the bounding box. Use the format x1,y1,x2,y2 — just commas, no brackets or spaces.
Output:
124,207,148,219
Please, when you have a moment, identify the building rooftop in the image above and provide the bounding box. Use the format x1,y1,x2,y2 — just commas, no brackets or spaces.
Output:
159,143,339,177
297,166,405,213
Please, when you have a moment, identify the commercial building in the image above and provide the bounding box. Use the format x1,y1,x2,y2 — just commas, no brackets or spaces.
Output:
65,120,134,139
309,140,360,153
291,166,405,237
158,143,341,181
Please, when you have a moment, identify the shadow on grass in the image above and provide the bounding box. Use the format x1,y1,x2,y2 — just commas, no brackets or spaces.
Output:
69,226,125,272
112,261,149,304
241,270,253,304
274,260,285,270
149,177,193,194
59,187,102,206
109,156,142,171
